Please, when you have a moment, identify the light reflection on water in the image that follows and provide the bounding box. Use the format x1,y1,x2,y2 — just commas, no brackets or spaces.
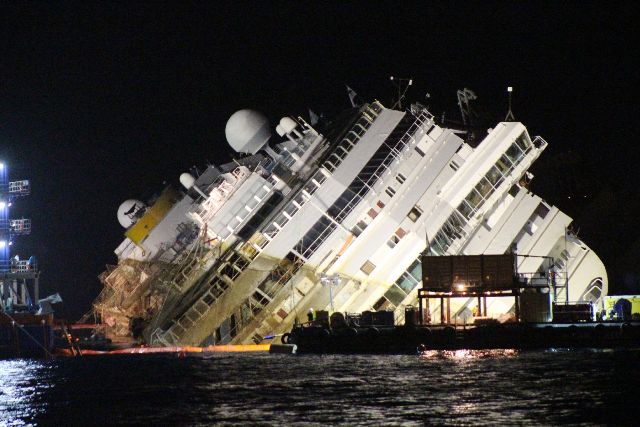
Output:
0,360,49,426
0,349,638,425
419,348,519,359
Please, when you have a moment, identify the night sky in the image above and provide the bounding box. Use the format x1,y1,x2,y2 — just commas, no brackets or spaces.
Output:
1,3,637,321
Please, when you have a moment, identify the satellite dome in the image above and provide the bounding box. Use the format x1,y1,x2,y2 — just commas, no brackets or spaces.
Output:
225,109,272,154
179,172,196,190
117,199,145,228
279,117,297,134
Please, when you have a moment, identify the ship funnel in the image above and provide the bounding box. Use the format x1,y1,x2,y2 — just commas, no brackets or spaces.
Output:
225,109,272,154
180,172,208,199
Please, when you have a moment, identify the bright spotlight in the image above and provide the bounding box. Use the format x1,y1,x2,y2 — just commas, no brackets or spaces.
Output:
0,240,6,248
455,283,466,292
0,163,4,169
0,201,5,209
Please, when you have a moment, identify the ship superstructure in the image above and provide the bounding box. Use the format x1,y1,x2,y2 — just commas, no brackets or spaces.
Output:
89,94,608,346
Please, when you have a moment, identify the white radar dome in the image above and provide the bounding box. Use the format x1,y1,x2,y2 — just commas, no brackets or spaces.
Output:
279,117,297,134
117,199,145,228
179,172,196,190
225,109,272,154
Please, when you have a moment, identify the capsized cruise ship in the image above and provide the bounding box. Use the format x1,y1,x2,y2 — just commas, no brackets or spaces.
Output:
88,91,608,346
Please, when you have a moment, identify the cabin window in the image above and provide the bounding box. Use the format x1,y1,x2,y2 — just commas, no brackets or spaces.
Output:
274,213,288,228
312,169,328,185
373,296,391,311
408,206,422,222
485,165,504,187
385,186,396,198
515,132,532,153
475,177,493,199
396,173,406,184
352,220,368,237
505,142,524,165
581,278,603,302
303,180,320,195
284,203,299,217
465,189,484,210
457,200,475,220
534,202,550,219
387,235,400,249
384,284,407,306
360,260,376,275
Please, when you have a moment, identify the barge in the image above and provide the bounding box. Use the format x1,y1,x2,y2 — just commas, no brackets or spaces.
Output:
284,254,637,354
285,318,640,354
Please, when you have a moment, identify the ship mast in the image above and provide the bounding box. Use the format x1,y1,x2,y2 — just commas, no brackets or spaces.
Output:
505,86,516,121
390,76,413,110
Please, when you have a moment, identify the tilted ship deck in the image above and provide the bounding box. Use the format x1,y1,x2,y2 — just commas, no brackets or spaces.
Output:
87,91,608,347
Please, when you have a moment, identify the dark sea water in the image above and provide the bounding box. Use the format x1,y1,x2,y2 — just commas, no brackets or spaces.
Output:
1,348,639,426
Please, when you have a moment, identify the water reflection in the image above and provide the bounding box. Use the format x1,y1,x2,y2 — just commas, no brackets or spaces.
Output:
419,348,519,359
0,350,638,425
0,360,48,425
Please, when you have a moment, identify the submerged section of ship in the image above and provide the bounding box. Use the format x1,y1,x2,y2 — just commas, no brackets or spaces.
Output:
87,91,608,347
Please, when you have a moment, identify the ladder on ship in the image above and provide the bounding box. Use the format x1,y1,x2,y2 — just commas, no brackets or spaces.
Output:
552,268,569,304
61,322,82,357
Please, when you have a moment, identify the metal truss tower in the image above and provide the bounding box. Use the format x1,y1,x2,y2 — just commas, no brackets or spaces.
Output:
0,160,38,311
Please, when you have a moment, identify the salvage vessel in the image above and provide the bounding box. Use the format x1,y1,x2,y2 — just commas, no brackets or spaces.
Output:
1,161,57,358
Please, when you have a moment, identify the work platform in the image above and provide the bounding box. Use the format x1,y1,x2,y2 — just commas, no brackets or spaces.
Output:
286,321,640,354
418,253,560,325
